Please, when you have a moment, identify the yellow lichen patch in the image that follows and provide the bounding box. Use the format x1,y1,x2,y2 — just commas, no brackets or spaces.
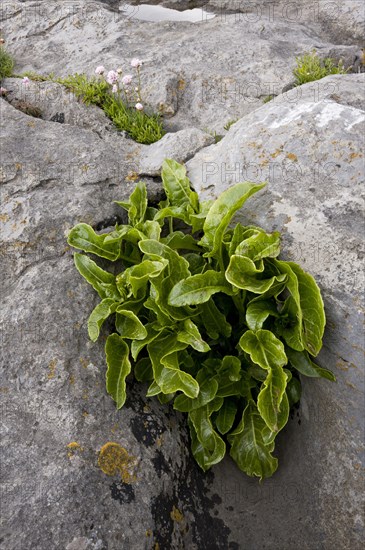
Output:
67,441,83,450
286,153,298,162
48,358,57,379
156,435,164,448
69,374,75,385
79,357,89,369
271,148,283,158
170,505,184,523
67,441,84,458
125,171,139,182
178,78,186,91
154,543,160,550
349,152,362,160
146,530,152,538
0,213,9,222
98,442,137,484
82,411,89,418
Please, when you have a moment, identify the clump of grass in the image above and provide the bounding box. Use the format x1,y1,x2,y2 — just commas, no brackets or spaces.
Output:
223,119,238,131
204,128,223,143
103,95,165,144
57,73,165,145
18,71,56,82
293,50,348,85
0,45,14,80
262,95,275,104
58,74,110,107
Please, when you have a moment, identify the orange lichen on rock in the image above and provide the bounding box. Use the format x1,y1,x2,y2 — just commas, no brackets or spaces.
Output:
286,152,298,161
98,442,137,483
125,171,139,182
170,505,184,523
48,359,57,379
67,441,84,458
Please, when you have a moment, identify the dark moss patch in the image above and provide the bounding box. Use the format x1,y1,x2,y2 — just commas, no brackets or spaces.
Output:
50,112,65,123
151,449,234,549
129,415,164,447
152,449,170,477
110,481,135,504
151,492,175,548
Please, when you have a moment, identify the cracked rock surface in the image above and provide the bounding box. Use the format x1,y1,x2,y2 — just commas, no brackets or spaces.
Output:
187,73,365,549
1,1,364,549
0,98,233,550
3,1,364,132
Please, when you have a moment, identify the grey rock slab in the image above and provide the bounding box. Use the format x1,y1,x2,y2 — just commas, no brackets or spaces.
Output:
125,0,365,43
2,77,116,137
187,73,365,549
206,0,365,44
137,127,214,176
0,99,236,549
2,1,362,134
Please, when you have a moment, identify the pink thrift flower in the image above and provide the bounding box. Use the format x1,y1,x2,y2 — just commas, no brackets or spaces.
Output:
121,74,133,86
0,87,8,95
95,65,105,75
135,102,143,111
106,70,118,85
22,76,30,85
131,58,142,68
122,74,133,86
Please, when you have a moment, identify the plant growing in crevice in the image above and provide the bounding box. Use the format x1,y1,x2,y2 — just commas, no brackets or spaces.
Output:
293,49,348,85
67,159,335,480
56,60,165,144
204,128,223,143
223,119,238,131
17,60,165,144
0,42,14,80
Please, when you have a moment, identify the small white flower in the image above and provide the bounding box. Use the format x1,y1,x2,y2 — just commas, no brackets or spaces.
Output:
131,58,142,68
112,84,118,93
95,65,105,75
106,70,118,85
135,102,143,111
134,87,139,92
117,68,123,75
22,76,30,85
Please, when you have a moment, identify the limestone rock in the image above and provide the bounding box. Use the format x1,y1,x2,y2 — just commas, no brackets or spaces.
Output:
2,0,362,134
2,77,116,136
138,127,214,176
0,99,234,549
1,2,364,548
187,73,365,549
126,0,365,43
